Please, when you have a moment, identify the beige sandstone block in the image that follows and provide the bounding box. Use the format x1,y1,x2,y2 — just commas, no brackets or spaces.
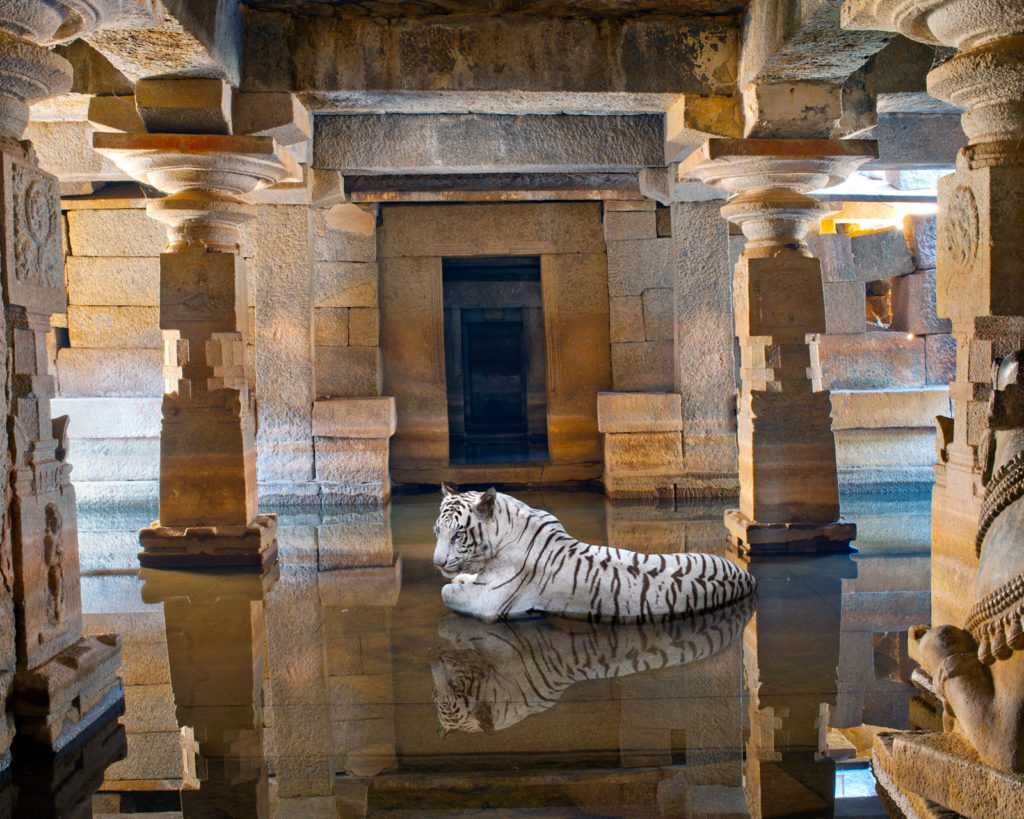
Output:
829,388,951,430
811,332,925,390
926,333,956,386
348,308,379,346
603,210,656,241
312,397,396,438
603,432,683,476
742,82,841,138
822,281,867,335
105,731,187,781
232,92,311,145
606,238,674,296
68,305,161,349
903,213,937,269
315,307,348,347
66,256,159,307
848,228,915,281
57,348,162,397
656,206,671,237
122,683,178,734
87,94,145,133
71,437,160,481
316,346,382,398
314,438,389,484
314,262,378,308
609,296,645,343
52,397,162,438
312,208,377,262
597,392,682,433
835,428,936,470
67,209,167,257
611,342,674,393
891,269,951,335
642,287,674,341
135,77,232,134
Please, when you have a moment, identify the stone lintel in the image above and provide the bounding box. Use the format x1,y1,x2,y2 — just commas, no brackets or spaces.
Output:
829,387,951,430
312,397,397,439
243,11,738,96
725,509,857,554
138,514,278,570
679,137,879,175
862,113,967,170
313,114,662,175
596,392,682,433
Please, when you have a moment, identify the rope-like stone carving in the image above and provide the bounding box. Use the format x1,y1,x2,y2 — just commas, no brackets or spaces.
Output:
975,449,1024,557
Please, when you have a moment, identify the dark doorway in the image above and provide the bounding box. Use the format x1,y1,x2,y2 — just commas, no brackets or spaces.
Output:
443,257,549,464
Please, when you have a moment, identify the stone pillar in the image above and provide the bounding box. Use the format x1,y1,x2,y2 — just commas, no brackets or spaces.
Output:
679,139,875,553
845,0,1024,626
0,3,141,760
94,82,307,568
141,567,277,818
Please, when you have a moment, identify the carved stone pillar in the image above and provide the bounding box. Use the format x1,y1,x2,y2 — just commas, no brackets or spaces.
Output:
845,0,1024,625
0,2,145,760
679,139,875,554
95,90,303,569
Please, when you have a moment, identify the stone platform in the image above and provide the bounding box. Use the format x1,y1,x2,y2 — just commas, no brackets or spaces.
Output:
725,509,857,555
873,731,1024,819
138,514,278,569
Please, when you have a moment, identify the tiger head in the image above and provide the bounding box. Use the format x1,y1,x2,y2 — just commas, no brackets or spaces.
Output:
432,654,495,736
433,483,498,578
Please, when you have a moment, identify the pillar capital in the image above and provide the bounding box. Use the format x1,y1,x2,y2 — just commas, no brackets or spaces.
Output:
843,0,1024,52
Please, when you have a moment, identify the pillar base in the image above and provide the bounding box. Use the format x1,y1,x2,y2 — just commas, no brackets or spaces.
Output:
724,509,856,555
138,514,278,570
873,730,1024,819
13,634,123,754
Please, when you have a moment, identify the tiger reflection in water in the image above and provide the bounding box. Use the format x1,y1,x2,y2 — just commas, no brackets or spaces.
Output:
432,596,754,735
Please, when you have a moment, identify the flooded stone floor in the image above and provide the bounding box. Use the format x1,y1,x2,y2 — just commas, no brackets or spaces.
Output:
52,489,930,817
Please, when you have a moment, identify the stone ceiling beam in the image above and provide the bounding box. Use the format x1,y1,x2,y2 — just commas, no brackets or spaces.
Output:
740,0,892,86
312,113,662,174
343,172,641,203
242,10,739,96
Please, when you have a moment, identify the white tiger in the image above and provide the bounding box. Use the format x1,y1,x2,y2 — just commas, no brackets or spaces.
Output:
433,485,756,622
433,597,754,734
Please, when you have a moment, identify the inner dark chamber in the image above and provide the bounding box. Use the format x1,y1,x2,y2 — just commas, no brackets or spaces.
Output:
442,257,549,464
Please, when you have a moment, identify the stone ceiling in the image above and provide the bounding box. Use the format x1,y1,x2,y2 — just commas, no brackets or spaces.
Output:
239,0,748,17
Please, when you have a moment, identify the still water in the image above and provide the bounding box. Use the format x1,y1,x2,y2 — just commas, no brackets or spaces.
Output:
55,490,929,817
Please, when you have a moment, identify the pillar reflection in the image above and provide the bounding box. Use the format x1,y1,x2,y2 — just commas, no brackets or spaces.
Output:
141,567,278,819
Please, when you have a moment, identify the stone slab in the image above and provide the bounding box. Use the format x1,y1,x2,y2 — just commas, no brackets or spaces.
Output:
313,113,662,174
314,438,390,485
642,287,673,341
66,256,159,307
822,282,866,335
597,392,682,433
316,346,382,398
811,332,925,391
348,308,378,346
52,397,162,438
609,296,645,343
57,348,162,397
67,306,161,349
70,438,160,481
926,334,956,386
314,307,348,347
377,202,604,258
312,397,396,439
848,228,915,281
903,213,937,270
606,238,674,296
611,341,674,393
829,387,951,430
604,209,657,241
66,209,167,257
314,262,379,307
891,269,951,336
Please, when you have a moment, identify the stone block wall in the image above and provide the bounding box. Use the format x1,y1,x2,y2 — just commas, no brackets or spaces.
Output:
808,219,953,489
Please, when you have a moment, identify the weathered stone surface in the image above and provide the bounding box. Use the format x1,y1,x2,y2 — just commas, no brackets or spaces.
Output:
742,81,841,139
810,332,925,390
597,392,682,433
233,92,310,145
52,397,162,439
57,348,162,397
314,262,378,307
891,269,951,335
66,256,159,307
609,296,644,344
926,333,957,386
312,210,376,262
244,12,738,96
379,202,604,258
866,113,966,170
67,305,161,349
903,212,937,269
312,397,396,439
603,209,657,241
606,238,674,296
829,387,951,430
822,281,866,335
253,205,315,484
70,438,160,481
611,341,674,392
806,232,856,283
348,308,378,347
24,120,130,182
314,114,662,174
809,229,915,283
316,346,382,398
642,287,674,341
134,77,232,134
603,432,683,496
67,208,167,257
314,438,390,485
87,94,145,134
314,307,348,347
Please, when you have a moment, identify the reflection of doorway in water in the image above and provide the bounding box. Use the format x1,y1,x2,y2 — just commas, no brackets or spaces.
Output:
443,257,549,464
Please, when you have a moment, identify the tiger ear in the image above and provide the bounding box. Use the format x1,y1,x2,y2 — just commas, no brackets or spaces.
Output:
475,487,497,520
441,482,457,497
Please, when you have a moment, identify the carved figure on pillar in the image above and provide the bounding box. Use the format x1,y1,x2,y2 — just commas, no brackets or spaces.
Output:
679,138,875,554
94,84,308,569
